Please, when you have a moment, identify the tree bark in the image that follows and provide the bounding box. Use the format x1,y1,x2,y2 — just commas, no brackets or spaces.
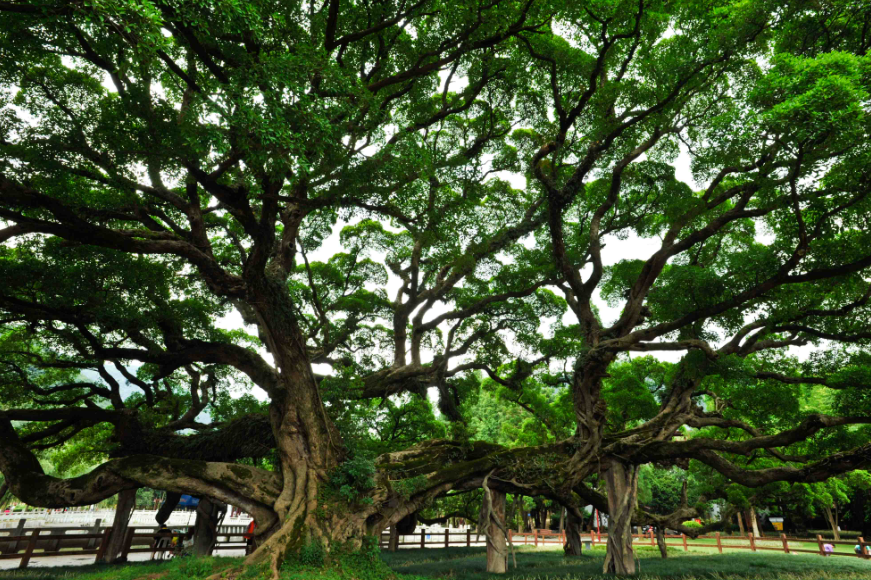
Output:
564,511,583,557
655,526,667,559
240,280,359,567
603,460,640,575
745,507,760,537
156,492,180,525
484,490,507,574
737,511,745,534
101,488,136,564
388,526,399,552
823,505,840,540
193,497,226,556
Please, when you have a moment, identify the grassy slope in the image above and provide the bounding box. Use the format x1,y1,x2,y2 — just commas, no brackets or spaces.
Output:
2,546,871,580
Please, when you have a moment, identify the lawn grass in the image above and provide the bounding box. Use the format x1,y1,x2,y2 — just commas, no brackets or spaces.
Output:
0,556,246,580
2,546,870,580
383,545,871,580
659,535,864,555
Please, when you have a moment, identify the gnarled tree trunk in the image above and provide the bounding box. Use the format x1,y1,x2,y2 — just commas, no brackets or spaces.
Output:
603,460,640,575
564,510,584,556
655,526,667,559
483,489,507,574
241,282,363,568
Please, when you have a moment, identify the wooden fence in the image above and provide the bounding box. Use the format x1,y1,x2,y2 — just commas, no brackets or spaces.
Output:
0,511,254,528
5,523,869,570
379,528,871,561
0,523,249,569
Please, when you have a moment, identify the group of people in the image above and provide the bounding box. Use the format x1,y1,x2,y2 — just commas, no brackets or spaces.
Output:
819,542,870,557
150,516,257,559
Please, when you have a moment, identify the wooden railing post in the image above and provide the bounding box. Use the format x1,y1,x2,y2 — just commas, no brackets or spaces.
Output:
715,532,722,554
420,529,426,549
534,529,538,547
858,537,868,559
650,529,655,546
466,529,471,547
18,530,40,569
816,534,825,556
87,519,102,549
444,529,449,548
48,529,63,552
2,518,26,555
94,528,113,563
749,533,756,552
682,533,688,551
781,533,789,554
120,527,135,561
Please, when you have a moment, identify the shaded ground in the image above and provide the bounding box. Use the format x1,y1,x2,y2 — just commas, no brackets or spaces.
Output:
382,545,871,580
1,546,870,580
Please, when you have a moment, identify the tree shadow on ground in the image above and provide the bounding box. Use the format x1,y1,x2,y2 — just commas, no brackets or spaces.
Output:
381,546,871,580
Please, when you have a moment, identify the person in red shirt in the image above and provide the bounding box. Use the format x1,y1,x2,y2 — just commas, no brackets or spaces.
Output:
243,520,257,555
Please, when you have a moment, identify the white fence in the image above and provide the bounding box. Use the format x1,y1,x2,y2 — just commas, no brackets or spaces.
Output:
0,509,253,529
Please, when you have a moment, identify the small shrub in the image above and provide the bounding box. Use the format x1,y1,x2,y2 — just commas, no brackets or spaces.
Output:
297,540,327,568
329,456,376,504
393,475,428,499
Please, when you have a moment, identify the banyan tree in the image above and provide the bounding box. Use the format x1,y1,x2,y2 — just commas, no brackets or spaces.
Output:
1,0,871,575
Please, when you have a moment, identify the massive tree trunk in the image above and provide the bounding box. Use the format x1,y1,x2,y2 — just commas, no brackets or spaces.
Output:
603,460,640,575
101,489,136,564
564,511,584,557
243,280,361,567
